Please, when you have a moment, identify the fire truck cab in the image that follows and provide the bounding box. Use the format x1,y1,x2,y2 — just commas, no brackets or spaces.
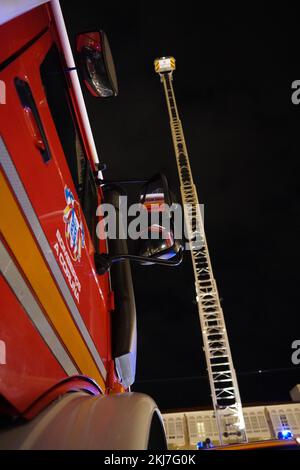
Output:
0,0,179,449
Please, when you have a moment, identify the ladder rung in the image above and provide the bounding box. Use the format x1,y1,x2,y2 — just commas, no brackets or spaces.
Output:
208,340,226,344
214,379,233,383
212,371,231,375
206,328,222,336
209,355,229,359
211,362,230,366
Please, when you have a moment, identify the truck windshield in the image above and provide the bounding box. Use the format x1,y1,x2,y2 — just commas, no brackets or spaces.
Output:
40,43,97,246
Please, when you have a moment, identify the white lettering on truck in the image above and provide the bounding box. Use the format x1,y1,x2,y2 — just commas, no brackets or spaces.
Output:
53,229,81,303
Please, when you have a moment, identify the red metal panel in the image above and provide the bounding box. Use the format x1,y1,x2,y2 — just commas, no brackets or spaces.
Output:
0,26,111,369
0,5,50,66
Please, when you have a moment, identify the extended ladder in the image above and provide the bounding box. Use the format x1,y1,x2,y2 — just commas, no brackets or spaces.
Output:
154,57,247,444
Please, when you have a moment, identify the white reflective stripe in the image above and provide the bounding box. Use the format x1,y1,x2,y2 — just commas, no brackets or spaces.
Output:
0,138,107,380
0,241,79,375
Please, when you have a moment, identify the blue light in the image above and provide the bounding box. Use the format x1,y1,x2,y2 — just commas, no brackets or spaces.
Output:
278,430,293,440
197,439,214,449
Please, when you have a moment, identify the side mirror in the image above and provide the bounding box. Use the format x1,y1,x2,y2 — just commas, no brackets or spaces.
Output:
94,173,183,274
138,173,182,263
76,30,118,98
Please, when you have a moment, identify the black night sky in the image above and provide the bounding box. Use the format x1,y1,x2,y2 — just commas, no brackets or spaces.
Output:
61,1,300,410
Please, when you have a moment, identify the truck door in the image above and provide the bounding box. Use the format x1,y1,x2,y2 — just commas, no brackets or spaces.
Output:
0,5,110,412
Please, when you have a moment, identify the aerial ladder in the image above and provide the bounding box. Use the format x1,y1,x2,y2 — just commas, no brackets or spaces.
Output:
154,57,247,445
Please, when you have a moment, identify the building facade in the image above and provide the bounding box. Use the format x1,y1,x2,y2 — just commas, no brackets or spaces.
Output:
163,403,300,449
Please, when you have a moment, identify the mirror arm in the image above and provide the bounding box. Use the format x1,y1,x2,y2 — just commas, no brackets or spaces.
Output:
94,249,183,275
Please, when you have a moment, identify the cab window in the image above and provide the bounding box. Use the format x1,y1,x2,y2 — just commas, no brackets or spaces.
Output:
40,43,97,246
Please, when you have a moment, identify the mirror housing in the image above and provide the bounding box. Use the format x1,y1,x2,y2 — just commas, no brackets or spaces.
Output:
76,30,118,98
138,173,182,263
95,173,183,274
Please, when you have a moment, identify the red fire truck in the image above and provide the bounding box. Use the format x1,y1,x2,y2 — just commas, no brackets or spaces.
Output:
0,0,182,449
